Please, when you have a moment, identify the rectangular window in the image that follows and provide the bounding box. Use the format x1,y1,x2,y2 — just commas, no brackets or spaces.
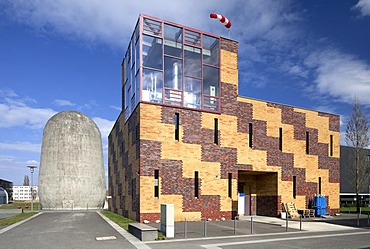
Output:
318,177,321,195
293,176,296,199
175,113,180,141
306,131,310,154
194,171,199,198
214,118,219,145
329,135,333,157
228,173,232,198
154,170,159,198
249,123,253,148
279,127,283,151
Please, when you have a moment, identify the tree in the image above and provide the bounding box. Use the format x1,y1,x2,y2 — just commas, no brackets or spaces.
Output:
23,175,29,186
345,97,369,214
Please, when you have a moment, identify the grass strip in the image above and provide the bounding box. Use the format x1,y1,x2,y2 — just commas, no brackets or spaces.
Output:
0,212,36,226
100,211,166,240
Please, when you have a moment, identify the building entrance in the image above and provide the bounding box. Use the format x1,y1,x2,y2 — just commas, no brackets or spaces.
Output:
238,171,279,217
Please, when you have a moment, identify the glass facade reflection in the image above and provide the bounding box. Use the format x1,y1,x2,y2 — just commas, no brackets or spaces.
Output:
122,15,220,121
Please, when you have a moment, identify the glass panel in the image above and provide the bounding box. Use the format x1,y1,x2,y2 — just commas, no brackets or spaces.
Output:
135,38,140,73
184,77,201,109
164,57,182,90
164,24,182,57
131,37,135,69
203,66,219,96
136,71,140,104
203,35,219,66
185,29,201,46
142,68,163,103
124,57,129,83
164,88,182,106
184,45,201,78
142,35,163,70
143,17,162,36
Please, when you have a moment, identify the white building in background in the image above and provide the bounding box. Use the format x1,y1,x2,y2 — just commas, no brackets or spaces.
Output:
12,186,39,201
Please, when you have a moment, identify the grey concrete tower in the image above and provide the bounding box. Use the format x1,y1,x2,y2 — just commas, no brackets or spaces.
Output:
39,111,106,210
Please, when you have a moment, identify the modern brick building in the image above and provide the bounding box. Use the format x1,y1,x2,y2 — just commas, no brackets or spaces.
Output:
108,14,340,222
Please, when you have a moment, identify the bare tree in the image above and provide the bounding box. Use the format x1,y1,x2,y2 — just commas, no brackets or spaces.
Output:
345,97,369,213
23,175,29,186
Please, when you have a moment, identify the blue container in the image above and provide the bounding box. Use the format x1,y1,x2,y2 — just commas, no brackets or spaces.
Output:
314,196,326,216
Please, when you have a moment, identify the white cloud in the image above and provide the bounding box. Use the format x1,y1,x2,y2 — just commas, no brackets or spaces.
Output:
353,0,370,17
92,117,115,140
304,49,370,105
53,99,75,107
0,142,41,153
1,0,236,48
0,95,56,129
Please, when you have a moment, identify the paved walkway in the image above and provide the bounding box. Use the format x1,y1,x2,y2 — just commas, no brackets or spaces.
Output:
1,211,369,249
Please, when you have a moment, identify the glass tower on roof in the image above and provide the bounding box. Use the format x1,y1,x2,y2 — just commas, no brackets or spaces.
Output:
122,14,221,121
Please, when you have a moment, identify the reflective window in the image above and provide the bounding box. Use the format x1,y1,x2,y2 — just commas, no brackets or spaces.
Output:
135,38,140,73
142,68,163,103
184,77,201,108
164,57,182,90
143,18,162,36
164,24,183,57
203,66,219,96
142,35,162,70
203,35,219,66
184,45,201,78
185,29,201,47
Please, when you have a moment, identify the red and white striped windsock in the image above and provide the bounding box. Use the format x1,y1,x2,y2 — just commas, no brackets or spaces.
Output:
210,13,231,29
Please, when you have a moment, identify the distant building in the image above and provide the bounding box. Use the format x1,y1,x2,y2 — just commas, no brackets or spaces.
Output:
12,185,39,201
340,146,370,203
0,187,9,204
0,179,13,201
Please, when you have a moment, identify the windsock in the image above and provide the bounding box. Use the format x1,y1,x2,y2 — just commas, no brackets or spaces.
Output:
210,13,231,29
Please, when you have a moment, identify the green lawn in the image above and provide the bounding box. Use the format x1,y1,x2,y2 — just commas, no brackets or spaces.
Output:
0,212,36,226
100,211,166,240
0,201,40,210
340,206,370,213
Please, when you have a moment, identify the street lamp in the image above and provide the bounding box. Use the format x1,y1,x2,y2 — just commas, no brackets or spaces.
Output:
27,165,37,212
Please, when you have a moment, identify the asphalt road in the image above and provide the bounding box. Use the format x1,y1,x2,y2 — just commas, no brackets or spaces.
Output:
0,211,137,249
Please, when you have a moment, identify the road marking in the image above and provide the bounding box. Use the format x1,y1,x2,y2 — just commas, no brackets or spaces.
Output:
200,230,370,248
96,235,117,241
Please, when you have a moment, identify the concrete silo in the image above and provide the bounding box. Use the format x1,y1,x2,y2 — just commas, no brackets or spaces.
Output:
39,111,106,210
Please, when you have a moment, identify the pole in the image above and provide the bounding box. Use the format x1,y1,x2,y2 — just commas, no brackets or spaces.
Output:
285,216,288,231
300,215,302,231
27,165,37,212
250,216,253,234
31,170,34,212
233,216,236,235
204,218,207,237
184,219,187,239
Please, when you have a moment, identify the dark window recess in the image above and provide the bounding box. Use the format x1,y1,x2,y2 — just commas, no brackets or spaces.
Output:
293,176,296,199
228,173,232,198
154,169,159,198
194,171,199,198
249,123,253,148
175,113,180,141
131,179,135,200
279,127,283,151
306,131,309,154
329,135,333,157
318,177,321,195
214,118,219,145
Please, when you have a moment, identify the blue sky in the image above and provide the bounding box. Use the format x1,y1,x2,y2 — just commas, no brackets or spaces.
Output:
1,0,370,186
